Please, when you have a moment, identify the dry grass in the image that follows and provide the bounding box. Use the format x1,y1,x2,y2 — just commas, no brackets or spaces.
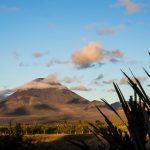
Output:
24,134,101,150
24,133,66,143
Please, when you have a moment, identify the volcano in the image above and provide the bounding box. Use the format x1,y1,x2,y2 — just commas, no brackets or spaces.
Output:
0,78,124,124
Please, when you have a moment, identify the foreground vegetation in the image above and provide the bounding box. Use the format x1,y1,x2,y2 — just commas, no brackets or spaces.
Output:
0,120,127,135
71,55,150,150
0,121,126,150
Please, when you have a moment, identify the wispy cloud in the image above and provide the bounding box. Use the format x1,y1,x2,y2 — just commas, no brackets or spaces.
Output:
0,5,19,13
62,76,82,84
120,76,147,85
95,74,104,80
107,89,116,93
97,24,125,36
18,61,29,67
109,58,120,63
46,59,69,67
90,74,104,86
112,0,144,14
70,85,91,91
105,49,124,60
44,74,82,84
33,51,48,58
76,64,96,69
44,73,59,83
0,88,15,100
103,79,118,84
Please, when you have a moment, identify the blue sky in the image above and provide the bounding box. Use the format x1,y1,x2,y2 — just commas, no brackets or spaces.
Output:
0,0,150,103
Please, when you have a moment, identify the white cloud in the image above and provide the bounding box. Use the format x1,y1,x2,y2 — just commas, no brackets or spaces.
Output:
72,42,104,66
113,0,144,14
120,76,147,85
0,88,15,100
103,79,118,84
70,85,91,91
62,76,82,84
71,42,124,69
43,73,59,83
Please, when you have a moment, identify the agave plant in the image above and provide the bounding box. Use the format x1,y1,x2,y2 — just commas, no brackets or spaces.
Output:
94,69,150,150
69,54,150,150
112,70,150,150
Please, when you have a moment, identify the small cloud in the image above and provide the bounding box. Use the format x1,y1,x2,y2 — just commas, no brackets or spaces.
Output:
112,0,144,14
0,5,19,13
107,89,116,93
120,76,147,85
46,59,69,67
105,49,124,60
70,85,91,91
18,62,29,67
0,88,15,100
97,62,105,68
44,73,59,83
103,79,118,84
89,74,104,86
111,49,124,58
109,58,120,63
33,51,46,58
33,51,48,58
97,24,125,36
90,81,101,86
62,76,82,84
72,42,104,68
95,74,104,80
71,42,124,69
76,64,96,69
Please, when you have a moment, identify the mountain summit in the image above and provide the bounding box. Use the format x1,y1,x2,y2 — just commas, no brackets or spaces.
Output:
17,78,65,91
